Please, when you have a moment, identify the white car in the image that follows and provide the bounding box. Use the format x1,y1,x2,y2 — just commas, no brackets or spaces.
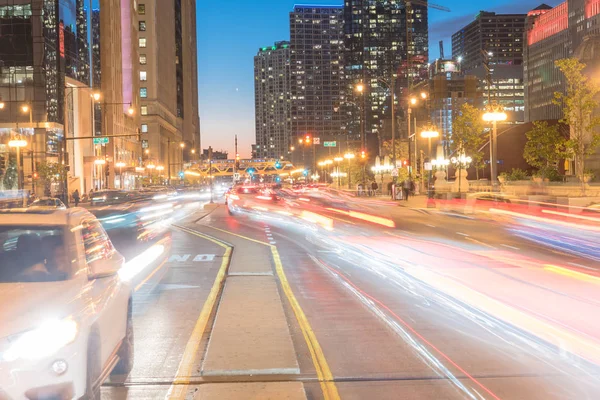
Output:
0,208,133,399
29,197,67,210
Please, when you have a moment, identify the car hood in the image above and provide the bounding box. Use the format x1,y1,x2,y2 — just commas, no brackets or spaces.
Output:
0,280,85,339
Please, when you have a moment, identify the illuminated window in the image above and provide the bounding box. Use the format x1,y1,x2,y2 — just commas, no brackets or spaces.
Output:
140,71,147,81
139,21,146,31
139,54,147,65
141,124,148,133
140,87,147,98
139,38,146,48
138,4,145,14
141,106,148,115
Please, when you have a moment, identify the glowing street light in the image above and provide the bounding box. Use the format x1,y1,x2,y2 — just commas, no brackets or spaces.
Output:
91,92,101,102
410,97,417,105
420,129,439,139
0,101,4,109
115,161,126,189
21,104,29,113
344,152,355,160
180,142,185,149
8,139,27,148
94,159,106,165
356,83,364,93
156,165,165,171
482,111,507,122
127,104,135,115
420,92,427,99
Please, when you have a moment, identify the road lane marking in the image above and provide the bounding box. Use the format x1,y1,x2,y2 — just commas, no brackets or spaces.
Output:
425,224,436,228
205,226,340,400
456,232,470,237
465,237,497,249
134,259,168,292
167,225,232,400
544,264,600,284
501,244,520,250
271,247,340,400
568,262,594,271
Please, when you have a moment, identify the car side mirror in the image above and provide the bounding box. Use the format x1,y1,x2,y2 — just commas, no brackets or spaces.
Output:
88,252,125,280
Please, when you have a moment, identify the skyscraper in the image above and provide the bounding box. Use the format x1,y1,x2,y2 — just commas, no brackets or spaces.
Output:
452,11,527,122
136,0,201,179
254,41,291,159
290,5,345,161
344,0,428,157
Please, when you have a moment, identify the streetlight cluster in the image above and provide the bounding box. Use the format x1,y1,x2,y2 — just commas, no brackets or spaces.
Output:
91,91,135,115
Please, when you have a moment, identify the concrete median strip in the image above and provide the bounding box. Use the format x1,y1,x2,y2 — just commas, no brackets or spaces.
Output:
194,382,307,400
201,276,300,375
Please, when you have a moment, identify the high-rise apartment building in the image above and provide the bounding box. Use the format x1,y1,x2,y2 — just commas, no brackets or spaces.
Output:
344,0,428,157
136,0,200,180
0,0,140,195
254,41,291,159
452,11,527,122
289,5,345,161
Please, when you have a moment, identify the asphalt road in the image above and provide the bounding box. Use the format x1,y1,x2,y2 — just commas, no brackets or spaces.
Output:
101,199,600,399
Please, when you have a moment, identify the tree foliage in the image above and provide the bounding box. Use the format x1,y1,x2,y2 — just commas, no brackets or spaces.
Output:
381,140,409,162
523,121,568,179
451,103,486,177
37,161,67,196
2,157,17,190
554,58,600,185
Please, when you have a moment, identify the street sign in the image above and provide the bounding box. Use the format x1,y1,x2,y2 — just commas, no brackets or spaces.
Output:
391,168,399,177
93,137,109,145
424,162,433,171
313,137,321,144
323,141,337,147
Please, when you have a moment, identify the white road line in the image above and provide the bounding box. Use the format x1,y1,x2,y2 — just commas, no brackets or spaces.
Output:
568,262,595,271
270,241,277,245
426,224,436,228
456,232,470,237
501,244,520,250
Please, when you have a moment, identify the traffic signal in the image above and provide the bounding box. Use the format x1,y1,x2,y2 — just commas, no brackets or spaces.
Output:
179,171,184,179
33,171,39,179
247,167,255,175
305,135,311,144
361,150,366,159
303,169,309,176
275,160,282,169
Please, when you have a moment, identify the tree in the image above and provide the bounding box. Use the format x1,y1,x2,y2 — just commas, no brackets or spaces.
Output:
2,157,17,190
451,103,486,179
381,140,409,163
37,161,67,196
524,121,568,180
554,58,600,188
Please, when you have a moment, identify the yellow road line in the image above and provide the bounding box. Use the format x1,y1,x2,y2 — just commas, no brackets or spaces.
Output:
134,259,168,292
204,225,340,400
544,264,600,284
166,225,232,400
271,246,340,400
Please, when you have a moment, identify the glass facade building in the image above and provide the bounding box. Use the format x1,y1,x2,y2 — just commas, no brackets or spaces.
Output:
290,5,345,161
254,41,291,159
344,0,428,156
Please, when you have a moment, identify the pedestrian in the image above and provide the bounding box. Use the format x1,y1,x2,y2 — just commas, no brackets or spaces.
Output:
356,183,362,197
72,189,80,207
387,181,393,197
402,177,412,201
371,181,378,196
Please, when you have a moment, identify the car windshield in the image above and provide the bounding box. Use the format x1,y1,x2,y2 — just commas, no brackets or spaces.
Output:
0,226,69,283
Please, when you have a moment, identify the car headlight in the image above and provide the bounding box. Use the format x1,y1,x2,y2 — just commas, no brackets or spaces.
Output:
2,319,78,362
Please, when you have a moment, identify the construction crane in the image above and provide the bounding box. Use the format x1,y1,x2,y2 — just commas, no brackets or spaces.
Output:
405,1,451,90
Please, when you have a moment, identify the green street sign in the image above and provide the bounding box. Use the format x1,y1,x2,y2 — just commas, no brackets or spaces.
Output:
323,141,337,147
93,137,109,144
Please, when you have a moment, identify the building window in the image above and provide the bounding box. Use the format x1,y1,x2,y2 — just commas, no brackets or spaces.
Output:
138,4,145,14
140,87,147,98
141,124,148,133
141,106,148,115
139,54,147,65
139,38,146,48
140,71,147,81
139,21,146,31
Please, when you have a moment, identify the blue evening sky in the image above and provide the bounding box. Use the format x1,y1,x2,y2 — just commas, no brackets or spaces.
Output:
198,0,561,156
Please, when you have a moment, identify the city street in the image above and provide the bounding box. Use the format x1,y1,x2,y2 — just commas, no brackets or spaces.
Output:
100,199,600,399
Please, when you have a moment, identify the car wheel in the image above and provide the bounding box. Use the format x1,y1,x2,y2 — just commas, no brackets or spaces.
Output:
84,332,101,400
112,301,134,376
228,205,235,216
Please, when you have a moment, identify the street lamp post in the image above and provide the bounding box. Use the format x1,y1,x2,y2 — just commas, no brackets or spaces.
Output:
156,165,165,183
180,142,185,182
420,129,439,200
344,152,355,190
115,161,126,189
8,138,27,192
450,154,472,194
334,156,343,187
482,110,507,190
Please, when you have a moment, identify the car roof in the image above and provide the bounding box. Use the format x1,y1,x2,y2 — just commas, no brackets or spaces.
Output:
0,207,96,227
